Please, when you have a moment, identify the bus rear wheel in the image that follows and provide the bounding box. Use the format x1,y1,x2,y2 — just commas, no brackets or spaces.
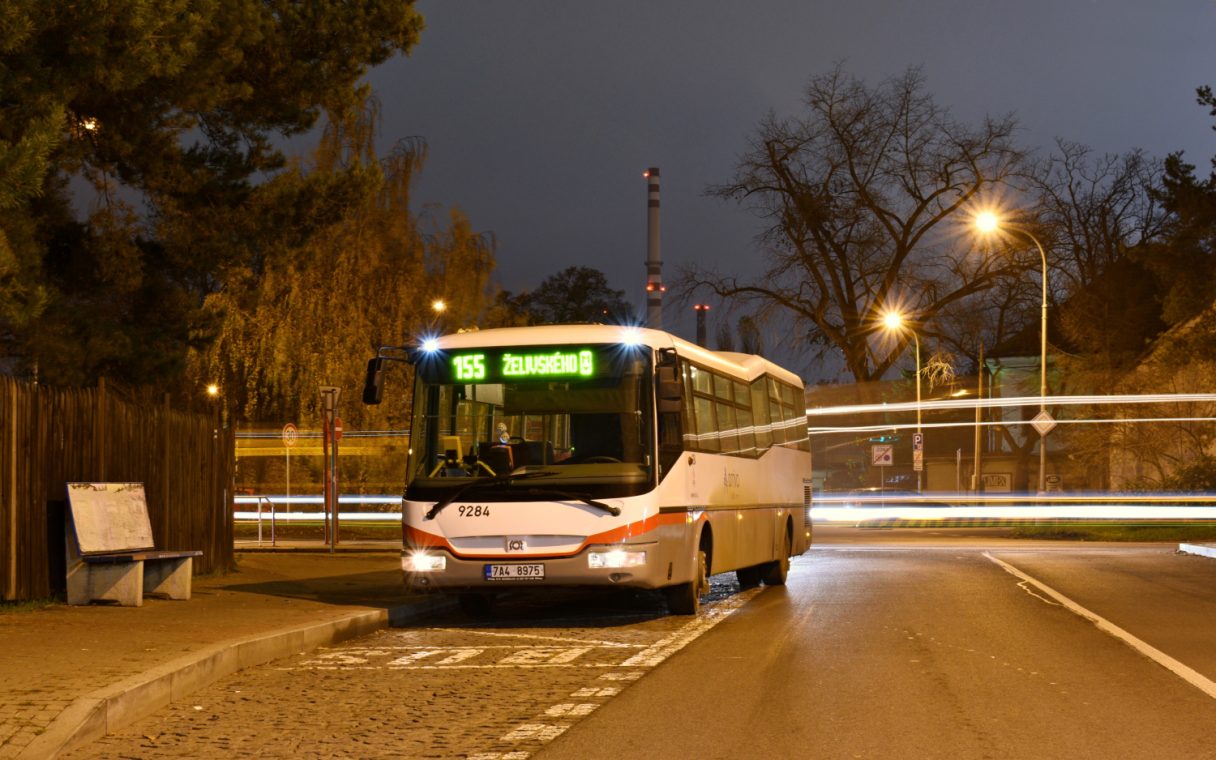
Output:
761,531,791,586
736,565,763,588
665,548,708,615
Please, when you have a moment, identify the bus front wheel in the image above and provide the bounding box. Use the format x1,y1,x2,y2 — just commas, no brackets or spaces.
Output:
665,547,708,615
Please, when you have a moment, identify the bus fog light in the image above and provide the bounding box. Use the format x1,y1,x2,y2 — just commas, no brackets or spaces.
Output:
405,551,446,572
588,549,646,569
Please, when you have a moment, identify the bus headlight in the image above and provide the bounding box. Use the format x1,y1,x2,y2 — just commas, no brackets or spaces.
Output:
588,549,647,569
405,551,447,572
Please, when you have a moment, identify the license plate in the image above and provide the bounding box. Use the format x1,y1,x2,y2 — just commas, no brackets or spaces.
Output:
484,563,545,581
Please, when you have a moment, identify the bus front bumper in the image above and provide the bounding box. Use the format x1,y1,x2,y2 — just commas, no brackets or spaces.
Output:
401,544,668,592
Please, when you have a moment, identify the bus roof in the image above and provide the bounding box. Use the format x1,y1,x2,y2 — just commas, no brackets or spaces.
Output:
427,325,804,388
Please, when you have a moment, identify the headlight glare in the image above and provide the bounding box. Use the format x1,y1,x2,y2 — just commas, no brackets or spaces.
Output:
588,548,647,569
405,551,446,572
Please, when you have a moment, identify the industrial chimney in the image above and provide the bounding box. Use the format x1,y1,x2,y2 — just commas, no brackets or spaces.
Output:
644,167,664,329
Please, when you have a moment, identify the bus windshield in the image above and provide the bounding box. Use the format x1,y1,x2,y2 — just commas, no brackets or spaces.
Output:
405,344,654,500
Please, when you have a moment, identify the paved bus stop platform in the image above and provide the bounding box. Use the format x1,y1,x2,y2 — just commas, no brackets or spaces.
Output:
0,546,444,759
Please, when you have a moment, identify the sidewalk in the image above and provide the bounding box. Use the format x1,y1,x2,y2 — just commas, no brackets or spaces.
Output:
1180,542,1216,559
0,543,446,759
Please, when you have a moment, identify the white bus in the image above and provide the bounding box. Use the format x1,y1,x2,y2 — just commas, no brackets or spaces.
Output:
363,324,812,615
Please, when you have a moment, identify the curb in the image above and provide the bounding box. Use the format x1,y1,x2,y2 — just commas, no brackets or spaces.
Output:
1179,543,1216,559
19,596,455,759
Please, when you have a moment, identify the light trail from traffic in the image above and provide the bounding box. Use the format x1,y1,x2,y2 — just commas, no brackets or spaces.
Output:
813,491,1216,523
805,391,1216,418
809,415,1216,435
229,493,1216,526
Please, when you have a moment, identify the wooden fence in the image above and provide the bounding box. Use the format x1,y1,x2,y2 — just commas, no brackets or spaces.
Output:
1,376,234,601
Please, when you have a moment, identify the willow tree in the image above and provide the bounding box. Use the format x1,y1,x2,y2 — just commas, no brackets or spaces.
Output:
687,66,1027,383
190,101,495,431
1,0,424,385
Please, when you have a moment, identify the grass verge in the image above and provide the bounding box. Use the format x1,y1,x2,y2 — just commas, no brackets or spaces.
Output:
0,597,60,614
1011,524,1216,542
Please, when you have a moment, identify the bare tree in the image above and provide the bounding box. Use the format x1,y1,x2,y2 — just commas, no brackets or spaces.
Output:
1031,140,1165,297
684,66,1027,384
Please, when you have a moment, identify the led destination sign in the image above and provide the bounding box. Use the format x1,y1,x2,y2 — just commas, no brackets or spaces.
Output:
452,348,595,382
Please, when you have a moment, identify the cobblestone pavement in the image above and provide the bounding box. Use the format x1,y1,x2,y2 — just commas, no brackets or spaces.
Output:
0,551,414,760
0,610,174,758
69,578,762,759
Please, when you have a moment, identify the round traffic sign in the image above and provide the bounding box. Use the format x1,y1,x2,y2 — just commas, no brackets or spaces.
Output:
282,423,298,448
333,417,343,442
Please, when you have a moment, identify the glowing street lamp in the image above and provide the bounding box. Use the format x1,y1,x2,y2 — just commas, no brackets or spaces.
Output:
881,310,922,493
975,210,1051,495
420,298,448,346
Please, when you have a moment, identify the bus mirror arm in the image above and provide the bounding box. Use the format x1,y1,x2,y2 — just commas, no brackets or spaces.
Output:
362,346,417,405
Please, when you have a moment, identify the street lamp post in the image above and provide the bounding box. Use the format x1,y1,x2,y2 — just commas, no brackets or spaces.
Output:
975,211,1050,495
882,311,922,493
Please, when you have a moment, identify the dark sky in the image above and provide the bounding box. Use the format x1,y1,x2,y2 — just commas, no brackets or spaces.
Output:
362,1,1215,377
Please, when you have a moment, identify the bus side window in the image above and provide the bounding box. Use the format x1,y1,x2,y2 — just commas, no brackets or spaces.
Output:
751,378,772,453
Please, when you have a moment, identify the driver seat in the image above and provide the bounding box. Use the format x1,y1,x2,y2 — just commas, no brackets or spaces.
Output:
482,445,513,475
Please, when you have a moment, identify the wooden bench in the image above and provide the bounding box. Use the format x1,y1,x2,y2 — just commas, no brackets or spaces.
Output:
65,482,203,607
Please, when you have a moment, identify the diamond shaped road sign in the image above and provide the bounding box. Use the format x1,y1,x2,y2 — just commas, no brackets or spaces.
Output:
1031,410,1056,436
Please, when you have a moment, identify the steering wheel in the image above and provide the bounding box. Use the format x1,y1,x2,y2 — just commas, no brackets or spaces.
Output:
582,455,622,464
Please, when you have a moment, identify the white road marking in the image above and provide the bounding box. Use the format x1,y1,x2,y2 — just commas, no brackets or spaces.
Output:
501,723,569,742
571,686,619,697
1014,579,1061,607
984,552,1216,700
490,588,764,756
597,670,643,681
621,587,762,667
429,627,636,647
499,647,593,666
545,703,598,717
295,644,639,670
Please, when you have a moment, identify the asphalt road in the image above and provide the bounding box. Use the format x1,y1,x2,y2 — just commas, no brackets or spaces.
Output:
540,528,1216,759
73,527,1216,759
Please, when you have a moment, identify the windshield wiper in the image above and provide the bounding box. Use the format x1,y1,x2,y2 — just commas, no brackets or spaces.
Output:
517,488,621,516
425,470,558,520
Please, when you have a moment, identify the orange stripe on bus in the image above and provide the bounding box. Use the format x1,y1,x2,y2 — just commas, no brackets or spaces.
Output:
402,511,689,559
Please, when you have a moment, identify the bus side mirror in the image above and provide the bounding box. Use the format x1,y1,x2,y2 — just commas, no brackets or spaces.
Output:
656,363,682,413
362,357,385,405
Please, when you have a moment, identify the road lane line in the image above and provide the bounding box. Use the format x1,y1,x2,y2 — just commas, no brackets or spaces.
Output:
984,552,1216,700
621,587,763,667
487,587,765,756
